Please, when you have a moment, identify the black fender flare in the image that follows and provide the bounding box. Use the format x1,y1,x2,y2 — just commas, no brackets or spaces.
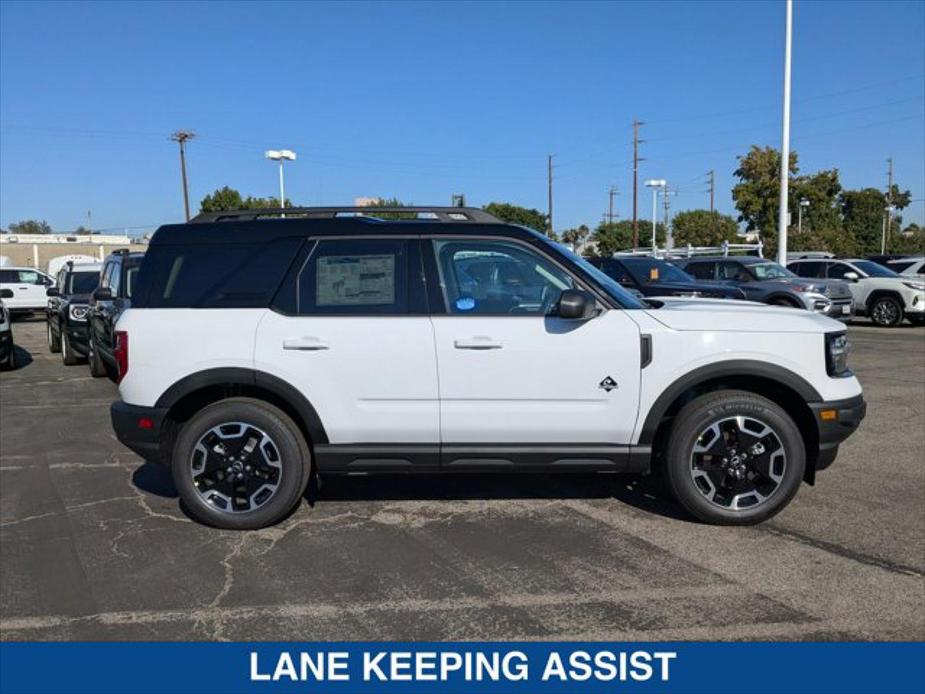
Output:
154,367,329,444
764,293,802,308
636,359,822,445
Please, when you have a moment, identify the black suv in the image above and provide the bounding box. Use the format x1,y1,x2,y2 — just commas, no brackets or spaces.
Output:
46,262,102,364
88,250,144,380
586,256,746,301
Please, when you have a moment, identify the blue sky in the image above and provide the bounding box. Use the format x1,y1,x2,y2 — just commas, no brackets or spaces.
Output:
1,0,923,235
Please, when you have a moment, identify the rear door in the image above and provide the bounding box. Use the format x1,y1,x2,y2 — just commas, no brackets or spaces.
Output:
256,237,440,467
426,236,641,467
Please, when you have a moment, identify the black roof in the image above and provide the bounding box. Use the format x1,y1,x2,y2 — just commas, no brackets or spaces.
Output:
149,207,540,247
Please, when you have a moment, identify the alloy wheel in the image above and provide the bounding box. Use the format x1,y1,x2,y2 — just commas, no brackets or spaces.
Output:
689,415,786,511
872,299,899,326
190,422,283,513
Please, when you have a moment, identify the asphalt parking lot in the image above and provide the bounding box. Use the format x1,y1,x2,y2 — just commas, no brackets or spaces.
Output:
1,317,923,641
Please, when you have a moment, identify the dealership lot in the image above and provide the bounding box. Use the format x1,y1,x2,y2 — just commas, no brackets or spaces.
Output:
0,317,922,641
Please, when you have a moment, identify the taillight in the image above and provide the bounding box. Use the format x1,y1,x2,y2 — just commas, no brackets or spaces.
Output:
114,330,128,383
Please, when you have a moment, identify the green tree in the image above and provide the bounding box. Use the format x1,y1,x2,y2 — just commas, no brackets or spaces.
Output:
361,197,417,219
8,219,52,234
839,188,893,256
200,187,294,213
483,202,550,237
592,220,666,256
791,168,842,233
671,209,739,247
732,145,798,250
561,224,590,248
788,228,857,257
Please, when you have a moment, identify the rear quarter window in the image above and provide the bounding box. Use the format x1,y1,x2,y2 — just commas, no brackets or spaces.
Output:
134,238,303,308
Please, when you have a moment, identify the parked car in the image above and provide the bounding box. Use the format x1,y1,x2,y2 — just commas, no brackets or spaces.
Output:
586,256,747,301
675,256,854,321
88,250,144,379
110,206,865,530
886,256,924,280
0,266,54,314
866,254,909,268
0,288,14,370
46,261,102,364
787,258,925,327
47,254,98,278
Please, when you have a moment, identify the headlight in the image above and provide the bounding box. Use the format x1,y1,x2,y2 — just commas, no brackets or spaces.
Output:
825,333,851,377
69,305,89,322
902,281,925,291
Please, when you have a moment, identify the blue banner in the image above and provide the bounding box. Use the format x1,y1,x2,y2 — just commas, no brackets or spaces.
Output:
1,642,923,694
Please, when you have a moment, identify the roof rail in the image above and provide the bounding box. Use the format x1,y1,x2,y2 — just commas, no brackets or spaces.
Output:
615,241,764,259
190,206,502,224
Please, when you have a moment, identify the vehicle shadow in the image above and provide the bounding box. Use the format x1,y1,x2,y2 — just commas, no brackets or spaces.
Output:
130,464,694,524
6,345,34,371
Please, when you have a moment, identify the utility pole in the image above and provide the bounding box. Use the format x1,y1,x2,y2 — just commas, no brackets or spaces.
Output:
707,169,716,234
632,120,645,248
607,185,618,224
547,154,554,238
886,157,894,246
170,130,196,221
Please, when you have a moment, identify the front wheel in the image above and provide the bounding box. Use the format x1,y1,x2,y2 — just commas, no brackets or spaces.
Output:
88,339,107,377
61,330,79,365
663,390,805,525
869,296,903,327
171,398,312,529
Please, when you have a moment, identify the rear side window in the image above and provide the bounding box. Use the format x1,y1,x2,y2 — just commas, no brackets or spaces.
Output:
684,262,715,280
791,261,824,278
295,239,413,315
0,270,16,283
135,238,302,308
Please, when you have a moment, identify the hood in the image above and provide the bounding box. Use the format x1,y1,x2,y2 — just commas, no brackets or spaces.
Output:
643,296,844,333
757,277,852,298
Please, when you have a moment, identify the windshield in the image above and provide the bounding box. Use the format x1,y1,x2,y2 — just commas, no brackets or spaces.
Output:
532,234,645,308
853,260,900,278
749,262,795,280
622,258,694,284
67,271,100,294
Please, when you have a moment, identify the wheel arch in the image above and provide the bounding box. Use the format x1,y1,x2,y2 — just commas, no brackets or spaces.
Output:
638,361,822,482
764,293,802,308
865,289,904,312
155,368,329,451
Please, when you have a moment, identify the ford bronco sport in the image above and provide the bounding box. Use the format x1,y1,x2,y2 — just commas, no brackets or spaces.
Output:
110,207,865,529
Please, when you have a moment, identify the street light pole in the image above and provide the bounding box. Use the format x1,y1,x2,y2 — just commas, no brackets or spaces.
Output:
644,179,667,252
798,198,809,234
776,0,793,266
265,149,296,217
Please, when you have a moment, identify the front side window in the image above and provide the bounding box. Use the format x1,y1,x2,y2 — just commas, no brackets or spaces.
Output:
748,262,794,280
124,265,139,299
622,258,694,285
17,270,40,285
434,239,576,315
826,263,856,280
718,262,750,282
850,260,899,278
109,262,122,296
297,239,410,315
591,258,634,287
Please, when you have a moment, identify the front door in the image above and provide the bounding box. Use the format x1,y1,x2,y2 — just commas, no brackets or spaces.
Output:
255,237,440,470
426,237,641,467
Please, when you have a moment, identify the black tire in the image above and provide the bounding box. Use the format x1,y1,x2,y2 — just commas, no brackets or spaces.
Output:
88,339,107,377
61,330,79,365
0,348,13,371
869,295,903,327
663,390,805,525
907,315,925,326
47,319,61,353
171,397,312,529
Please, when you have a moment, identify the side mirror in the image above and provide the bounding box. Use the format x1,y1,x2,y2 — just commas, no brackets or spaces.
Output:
93,287,113,301
0,289,12,299
556,289,597,321
843,272,859,282
46,287,60,297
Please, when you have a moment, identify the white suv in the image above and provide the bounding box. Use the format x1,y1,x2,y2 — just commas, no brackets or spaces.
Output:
788,258,925,327
110,207,866,529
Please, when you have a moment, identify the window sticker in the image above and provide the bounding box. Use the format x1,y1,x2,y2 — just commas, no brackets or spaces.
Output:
316,254,395,306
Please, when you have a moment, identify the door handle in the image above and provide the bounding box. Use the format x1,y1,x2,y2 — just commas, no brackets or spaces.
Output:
283,337,330,351
454,337,503,350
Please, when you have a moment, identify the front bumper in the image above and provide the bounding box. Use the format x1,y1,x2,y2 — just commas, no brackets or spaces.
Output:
65,323,90,355
905,292,925,314
804,294,854,322
809,394,866,472
111,401,170,464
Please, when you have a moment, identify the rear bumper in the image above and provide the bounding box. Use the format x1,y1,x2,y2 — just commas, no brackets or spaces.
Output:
810,394,866,471
110,401,170,464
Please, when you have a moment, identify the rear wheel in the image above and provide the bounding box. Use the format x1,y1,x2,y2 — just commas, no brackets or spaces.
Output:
61,330,79,365
88,339,107,377
47,319,61,353
664,390,805,525
171,398,312,529
869,296,903,327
